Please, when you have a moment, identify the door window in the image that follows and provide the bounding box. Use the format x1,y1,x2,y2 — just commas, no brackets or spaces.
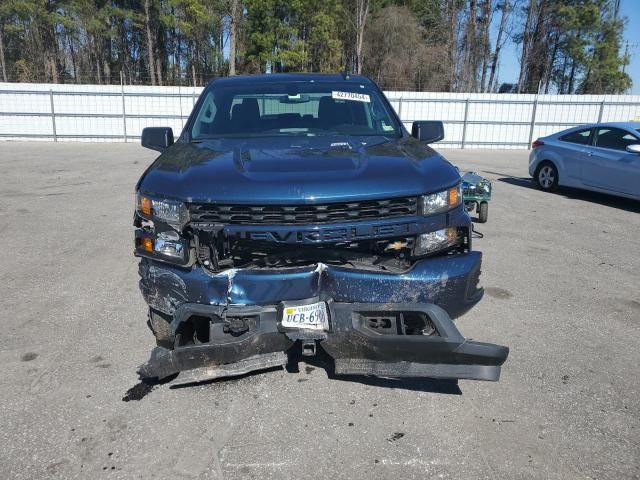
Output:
594,128,639,151
560,128,592,145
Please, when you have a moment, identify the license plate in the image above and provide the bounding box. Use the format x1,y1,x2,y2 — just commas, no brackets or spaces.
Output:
281,301,328,330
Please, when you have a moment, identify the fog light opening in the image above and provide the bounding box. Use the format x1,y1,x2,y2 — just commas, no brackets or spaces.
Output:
176,316,210,346
401,312,438,336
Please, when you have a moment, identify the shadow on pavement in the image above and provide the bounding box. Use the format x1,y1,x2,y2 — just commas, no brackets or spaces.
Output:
164,346,462,395
293,346,462,395
497,176,640,214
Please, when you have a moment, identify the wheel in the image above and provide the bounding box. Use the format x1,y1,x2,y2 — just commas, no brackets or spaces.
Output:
535,162,559,192
478,202,488,223
148,309,174,348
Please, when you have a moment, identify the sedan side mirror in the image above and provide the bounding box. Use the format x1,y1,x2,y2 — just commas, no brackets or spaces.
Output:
411,121,444,143
141,127,174,152
625,144,640,154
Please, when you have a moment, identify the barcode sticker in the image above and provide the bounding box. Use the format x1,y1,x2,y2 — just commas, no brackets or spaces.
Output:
332,91,371,103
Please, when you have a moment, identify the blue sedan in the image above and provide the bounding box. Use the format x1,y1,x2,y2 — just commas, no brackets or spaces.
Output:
529,122,640,200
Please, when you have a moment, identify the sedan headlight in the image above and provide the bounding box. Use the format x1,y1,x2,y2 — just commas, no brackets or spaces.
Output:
419,185,461,215
137,194,189,226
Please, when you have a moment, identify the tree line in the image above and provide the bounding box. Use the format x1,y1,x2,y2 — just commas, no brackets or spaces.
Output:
0,0,632,93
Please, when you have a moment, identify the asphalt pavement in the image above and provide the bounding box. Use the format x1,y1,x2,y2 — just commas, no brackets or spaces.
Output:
0,142,638,479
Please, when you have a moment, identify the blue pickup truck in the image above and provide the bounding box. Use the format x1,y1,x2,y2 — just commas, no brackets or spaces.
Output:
134,73,508,383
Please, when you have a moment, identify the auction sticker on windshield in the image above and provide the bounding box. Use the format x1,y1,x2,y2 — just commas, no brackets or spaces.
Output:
281,301,329,330
332,91,370,102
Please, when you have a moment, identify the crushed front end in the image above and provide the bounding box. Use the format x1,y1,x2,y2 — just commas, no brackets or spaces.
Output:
134,188,509,383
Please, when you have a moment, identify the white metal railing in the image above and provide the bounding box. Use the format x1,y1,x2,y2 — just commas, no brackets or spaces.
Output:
1,84,639,148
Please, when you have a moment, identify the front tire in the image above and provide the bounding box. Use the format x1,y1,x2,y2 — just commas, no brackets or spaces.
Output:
478,202,488,223
148,309,174,349
535,162,559,192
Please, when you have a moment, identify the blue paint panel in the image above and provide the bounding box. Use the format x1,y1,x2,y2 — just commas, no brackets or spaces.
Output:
140,251,482,320
139,139,460,204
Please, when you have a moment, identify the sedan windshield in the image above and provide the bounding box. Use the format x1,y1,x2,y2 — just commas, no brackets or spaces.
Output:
190,81,401,139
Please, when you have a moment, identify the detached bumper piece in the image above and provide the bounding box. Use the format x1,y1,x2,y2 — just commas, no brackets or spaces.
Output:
324,303,507,381
138,302,508,383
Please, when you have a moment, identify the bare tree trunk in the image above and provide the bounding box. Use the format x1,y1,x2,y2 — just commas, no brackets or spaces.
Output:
0,24,7,82
518,0,536,93
355,0,370,74
48,33,59,83
543,31,559,93
558,54,567,93
156,50,163,86
67,34,79,83
445,3,461,90
103,19,112,84
461,0,478,92
96,54,102,84
479,0,492,92
229,0,238,75
568,57,576,93
488,1,510,92
144,0,156,85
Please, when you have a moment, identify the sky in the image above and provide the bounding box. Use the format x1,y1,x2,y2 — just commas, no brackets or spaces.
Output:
497,0,640,93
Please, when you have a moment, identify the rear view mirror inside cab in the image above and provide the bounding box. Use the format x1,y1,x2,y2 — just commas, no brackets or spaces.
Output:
280,94,311,104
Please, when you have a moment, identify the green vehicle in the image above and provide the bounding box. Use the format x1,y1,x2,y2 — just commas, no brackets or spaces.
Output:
461,171,491,223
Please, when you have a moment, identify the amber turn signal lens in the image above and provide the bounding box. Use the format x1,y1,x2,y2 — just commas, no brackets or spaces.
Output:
139,196,152,216
448,185,460,206
141,237,154,252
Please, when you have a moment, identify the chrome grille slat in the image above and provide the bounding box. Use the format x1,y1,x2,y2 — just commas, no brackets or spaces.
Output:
189,197,418,225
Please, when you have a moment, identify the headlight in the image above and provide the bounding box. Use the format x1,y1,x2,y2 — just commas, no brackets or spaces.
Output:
419,185,461,215
137,194,189,226
154,231,184,259
136,230,187,263
414,228,459,256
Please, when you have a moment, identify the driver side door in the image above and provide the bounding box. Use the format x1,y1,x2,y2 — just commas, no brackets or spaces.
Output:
582,127,640,196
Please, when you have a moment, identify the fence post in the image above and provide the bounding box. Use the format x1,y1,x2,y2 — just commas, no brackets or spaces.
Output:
121,72,127,142
397,97,403,123
597,99,605,123
178,84,184,129
527,94,539,150
49,89,57,142
461,98,470,149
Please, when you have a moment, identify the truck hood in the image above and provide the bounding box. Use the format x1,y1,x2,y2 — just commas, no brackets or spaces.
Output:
137,136,460,203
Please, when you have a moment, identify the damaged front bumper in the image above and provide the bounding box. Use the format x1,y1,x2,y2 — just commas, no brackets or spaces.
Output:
139,301,508,382
138,251,509,382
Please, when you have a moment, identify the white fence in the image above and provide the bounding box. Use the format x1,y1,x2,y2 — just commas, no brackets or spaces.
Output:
1,82,640,148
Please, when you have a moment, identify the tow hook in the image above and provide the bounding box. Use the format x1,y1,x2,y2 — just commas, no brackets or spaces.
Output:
301,340,317,356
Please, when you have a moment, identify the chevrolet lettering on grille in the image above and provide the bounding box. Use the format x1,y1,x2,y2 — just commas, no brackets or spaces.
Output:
232,222,417,243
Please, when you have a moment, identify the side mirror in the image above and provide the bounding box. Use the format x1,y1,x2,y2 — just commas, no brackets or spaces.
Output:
411,121,444,143
141,127,174,152
625,144,640,154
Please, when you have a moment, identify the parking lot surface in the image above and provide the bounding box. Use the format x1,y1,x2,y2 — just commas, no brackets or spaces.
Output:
0,142,638,479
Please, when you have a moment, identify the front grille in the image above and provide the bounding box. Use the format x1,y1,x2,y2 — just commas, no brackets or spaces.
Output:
189,197,418,225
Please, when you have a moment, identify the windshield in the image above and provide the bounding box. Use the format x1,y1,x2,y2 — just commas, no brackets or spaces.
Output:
190,81,401,139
